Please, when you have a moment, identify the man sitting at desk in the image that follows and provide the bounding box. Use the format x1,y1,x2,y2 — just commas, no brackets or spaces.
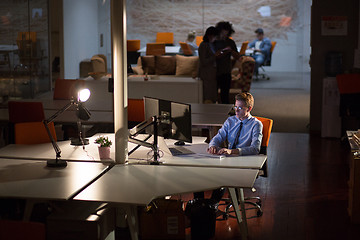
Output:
193,93,263,202
247,28,272,77
207,92,263,156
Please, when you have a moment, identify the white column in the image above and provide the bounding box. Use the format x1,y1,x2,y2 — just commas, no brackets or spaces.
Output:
111,0,128,164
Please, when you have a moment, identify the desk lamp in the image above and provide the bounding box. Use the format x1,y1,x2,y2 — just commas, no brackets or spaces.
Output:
43,88,91,168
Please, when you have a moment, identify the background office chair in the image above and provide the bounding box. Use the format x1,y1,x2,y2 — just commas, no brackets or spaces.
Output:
179,42,193,56
256,41,277,80
53,79,85,100
196,36,203,47
220,116,273,219
127,39,141,65
156,32,174,46
128,98,145,129
0,219,46,240
15,121,57,144
7,101,46,144
146,43,166,56
239,41,249,55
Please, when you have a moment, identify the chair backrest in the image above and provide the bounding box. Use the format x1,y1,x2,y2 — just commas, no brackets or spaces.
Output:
179,42,193,56
156,32,174,45
255,116,273,151
0,219,46,240
8,101,45,123
239,41,249,55
128,99,145,123
254,116,273,177
127,39,141,51
196,36,203,46
53,79,85,100
146,43,166,56
15,121,57,144
264,41,277,66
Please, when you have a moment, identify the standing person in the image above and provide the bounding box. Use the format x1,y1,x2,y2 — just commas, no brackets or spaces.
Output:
247,28,272,77
198,26,220,103
214,21,239,104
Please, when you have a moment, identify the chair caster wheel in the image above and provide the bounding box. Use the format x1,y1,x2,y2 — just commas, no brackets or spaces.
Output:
266,77,270,80
257,210,263,217
223,214,229,220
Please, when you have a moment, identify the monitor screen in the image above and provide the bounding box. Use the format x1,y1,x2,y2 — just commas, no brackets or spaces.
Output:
144,96,192,143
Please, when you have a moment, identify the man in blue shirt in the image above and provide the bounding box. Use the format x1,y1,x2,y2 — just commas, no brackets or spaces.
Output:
208,92,263,156
247,28,272,77
193,93,263,202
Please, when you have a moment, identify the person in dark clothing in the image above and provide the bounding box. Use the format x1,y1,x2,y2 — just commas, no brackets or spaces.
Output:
214,21,240,104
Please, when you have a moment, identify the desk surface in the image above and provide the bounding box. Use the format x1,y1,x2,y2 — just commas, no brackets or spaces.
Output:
74,164,258,205
0,158,109,200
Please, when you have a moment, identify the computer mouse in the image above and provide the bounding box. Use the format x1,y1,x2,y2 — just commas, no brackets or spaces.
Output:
174,140,185,146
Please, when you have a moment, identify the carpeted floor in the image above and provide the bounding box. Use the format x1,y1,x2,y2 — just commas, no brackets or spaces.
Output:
248,71,310,133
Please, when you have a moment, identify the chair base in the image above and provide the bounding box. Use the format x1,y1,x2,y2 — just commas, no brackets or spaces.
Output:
217,197,263,220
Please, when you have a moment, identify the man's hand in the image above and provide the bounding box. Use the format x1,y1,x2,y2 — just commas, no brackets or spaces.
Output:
207,146,218,154
217,148,240,155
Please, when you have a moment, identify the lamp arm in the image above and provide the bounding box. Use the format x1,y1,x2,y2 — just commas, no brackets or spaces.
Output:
43,120,61,159
46,100,75,123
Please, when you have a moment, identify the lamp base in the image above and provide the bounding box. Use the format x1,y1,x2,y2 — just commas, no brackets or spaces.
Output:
47,159,67,168
70,138,89,146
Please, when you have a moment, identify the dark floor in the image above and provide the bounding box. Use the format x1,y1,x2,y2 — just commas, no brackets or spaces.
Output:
116,132,360,240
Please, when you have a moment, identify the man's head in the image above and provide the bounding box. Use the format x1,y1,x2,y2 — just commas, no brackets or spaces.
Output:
216,21,235,39
255,28,264,41
234,93,254,120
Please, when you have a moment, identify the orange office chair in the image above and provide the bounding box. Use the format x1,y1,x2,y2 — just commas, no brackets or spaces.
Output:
257,41,276,80
156,32,174,46
179,42,193,56
220,116,273,219
0,219,46,240
53,79,85,100
196,36,203,47
239,41,249,55
8,101,45,123
146,43,166,56
14,121,57,144
127,40,141,64
128,99,145,128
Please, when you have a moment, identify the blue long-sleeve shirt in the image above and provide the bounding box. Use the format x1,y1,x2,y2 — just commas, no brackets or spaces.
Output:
209,114,263,155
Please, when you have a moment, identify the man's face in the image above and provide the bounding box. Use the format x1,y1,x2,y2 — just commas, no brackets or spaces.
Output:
220,29,229,39
234,100,252,120
256,33,264,40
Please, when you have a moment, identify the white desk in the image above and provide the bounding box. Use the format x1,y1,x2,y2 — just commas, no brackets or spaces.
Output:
74,164,258,240
0,158,110,220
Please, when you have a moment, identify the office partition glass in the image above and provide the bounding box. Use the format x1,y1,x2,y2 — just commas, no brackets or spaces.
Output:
0,0,50,101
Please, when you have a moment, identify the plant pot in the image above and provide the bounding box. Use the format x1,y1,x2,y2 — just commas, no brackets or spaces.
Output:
98,146,111,159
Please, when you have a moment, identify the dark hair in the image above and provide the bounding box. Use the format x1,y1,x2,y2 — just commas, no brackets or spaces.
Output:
255,28,264,34
215,21,235,37
203,26,219,42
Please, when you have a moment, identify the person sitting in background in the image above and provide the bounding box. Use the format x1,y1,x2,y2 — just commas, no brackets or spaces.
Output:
185,31,198,54
247,28,272,77
194,93,263,202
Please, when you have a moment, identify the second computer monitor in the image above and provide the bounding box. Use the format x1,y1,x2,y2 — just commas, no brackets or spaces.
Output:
144,96,192,143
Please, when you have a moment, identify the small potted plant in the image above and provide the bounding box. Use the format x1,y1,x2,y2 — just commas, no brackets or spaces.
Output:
94,136,112,159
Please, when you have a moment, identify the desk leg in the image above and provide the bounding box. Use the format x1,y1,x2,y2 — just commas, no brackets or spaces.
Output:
228,187,248,240
124,205,139,240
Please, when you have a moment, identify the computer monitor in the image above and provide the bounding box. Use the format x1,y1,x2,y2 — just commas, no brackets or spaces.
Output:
144,96,192,143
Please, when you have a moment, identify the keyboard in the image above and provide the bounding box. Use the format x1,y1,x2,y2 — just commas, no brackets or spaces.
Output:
168,146,195,156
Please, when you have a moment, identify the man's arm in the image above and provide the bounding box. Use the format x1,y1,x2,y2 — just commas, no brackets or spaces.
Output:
209,119,229,148
260,38,272,55
238,121,263,155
